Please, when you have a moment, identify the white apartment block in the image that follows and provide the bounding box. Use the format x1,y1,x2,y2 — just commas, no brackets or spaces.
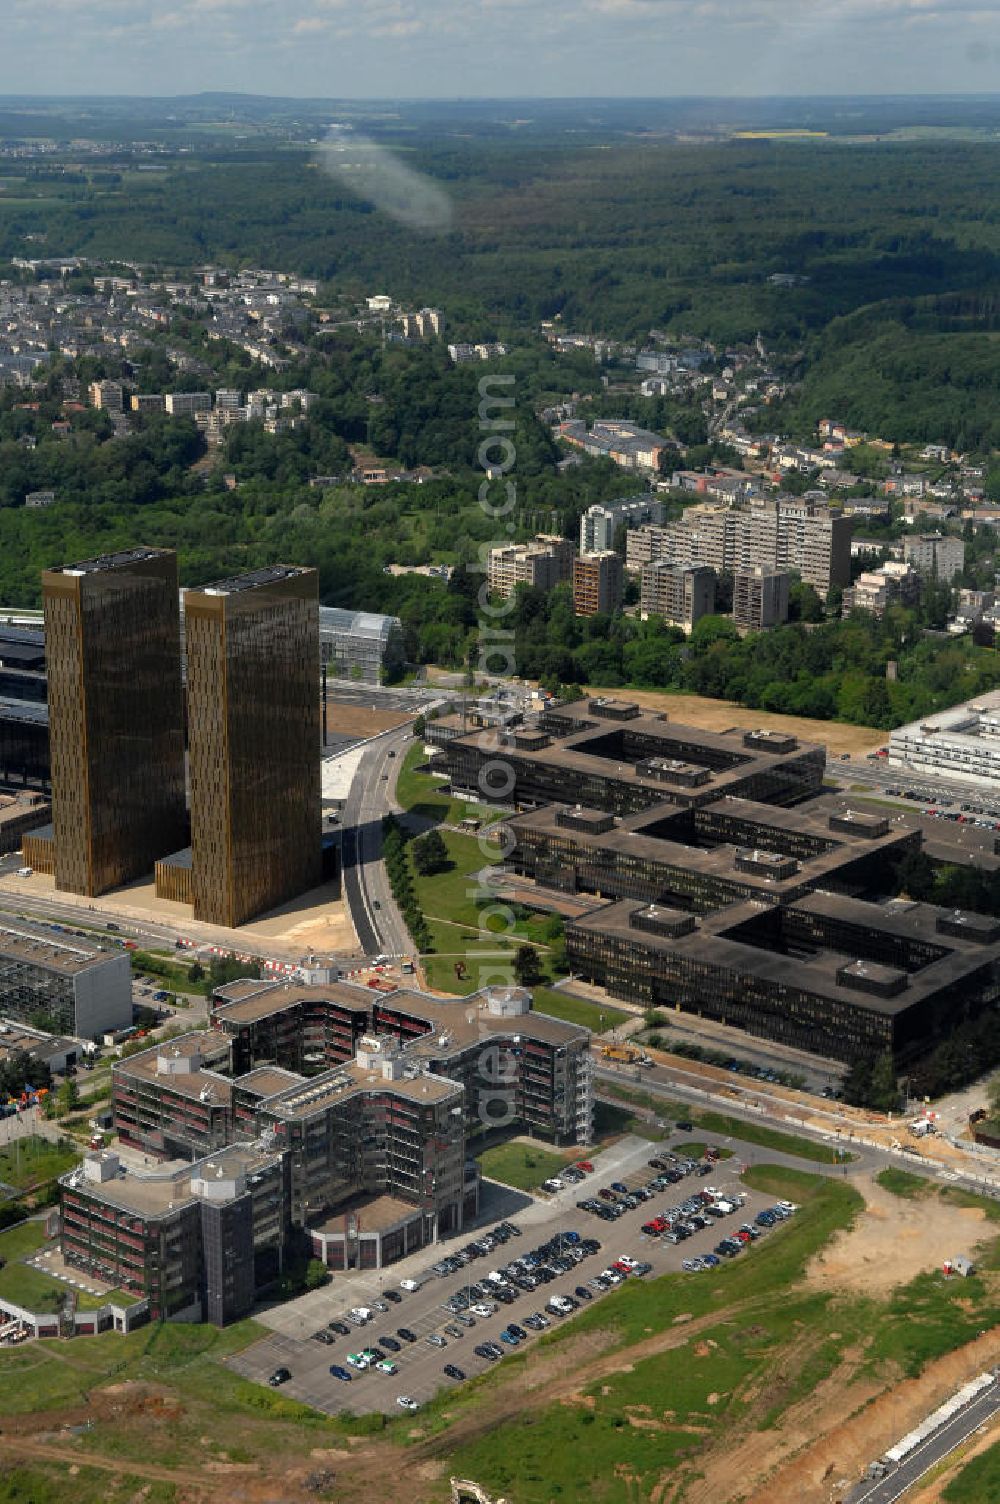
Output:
579,494,664,553
165,391,212,417
626,497,851,595
843,562,921,618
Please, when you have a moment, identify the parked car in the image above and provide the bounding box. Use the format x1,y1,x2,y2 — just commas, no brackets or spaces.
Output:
330,1365,352,1382
396,1394,419,1410
268,1367,291,1387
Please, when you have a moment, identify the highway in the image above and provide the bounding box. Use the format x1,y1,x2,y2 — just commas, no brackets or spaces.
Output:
848,1379,1000,1504
340,722,415,960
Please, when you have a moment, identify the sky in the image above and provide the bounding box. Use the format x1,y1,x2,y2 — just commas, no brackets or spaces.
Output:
2,0,1000,100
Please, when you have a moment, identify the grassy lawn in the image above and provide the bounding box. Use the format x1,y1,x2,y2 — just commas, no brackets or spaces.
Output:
411,829,508,931
396,742,503,829
0,1136,80,1191
0,1221,137,1314
531,987,630,1034
591,1097,668,1144
944,1441,1000,1501
131,950,211,997
478,1140,576,1191
0,1218,47,1260
673,1140,734,1160
694,1110,851,1166
596,1083,852,1164
875,1167,934,1198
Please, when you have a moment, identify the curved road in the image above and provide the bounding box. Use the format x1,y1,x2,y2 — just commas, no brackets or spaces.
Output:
340,724,415,960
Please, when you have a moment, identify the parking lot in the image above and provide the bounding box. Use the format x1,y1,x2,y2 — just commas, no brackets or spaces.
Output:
228,1130,794,1416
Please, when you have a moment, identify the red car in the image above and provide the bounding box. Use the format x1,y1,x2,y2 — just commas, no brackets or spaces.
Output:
575,1161,594,1173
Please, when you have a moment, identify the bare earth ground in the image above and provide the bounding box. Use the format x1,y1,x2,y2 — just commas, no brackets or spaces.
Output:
0,869,354,960
324,700,413,739
587,686,884,758
806,1174,987,1298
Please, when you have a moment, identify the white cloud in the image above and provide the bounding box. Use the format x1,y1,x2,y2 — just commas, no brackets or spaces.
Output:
1,0,998,93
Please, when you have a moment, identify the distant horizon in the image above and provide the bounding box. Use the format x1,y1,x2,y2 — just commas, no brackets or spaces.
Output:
3,1,1000,102
2,90,1000,104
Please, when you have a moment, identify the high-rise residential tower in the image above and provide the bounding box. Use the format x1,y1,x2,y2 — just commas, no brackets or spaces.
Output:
184,566,321,928
42,548,187,896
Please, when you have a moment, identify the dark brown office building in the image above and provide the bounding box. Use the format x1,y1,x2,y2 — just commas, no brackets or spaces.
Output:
184,566,321,928
42,548,187,896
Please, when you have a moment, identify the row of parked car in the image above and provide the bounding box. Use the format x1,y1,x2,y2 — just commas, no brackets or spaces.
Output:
429,1220,523,1278
680,1201,799,1271
578,1154,710,1222
443,1229,604,1314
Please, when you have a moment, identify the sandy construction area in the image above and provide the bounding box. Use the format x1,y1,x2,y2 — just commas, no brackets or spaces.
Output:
806,1174,988,1298
588,686,884,758
325,699,413,739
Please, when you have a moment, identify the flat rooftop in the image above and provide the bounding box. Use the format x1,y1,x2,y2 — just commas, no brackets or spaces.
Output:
116,1036,234,1105
569,889,997,1020
65,1141,282,1218
213,979,590,1052
443,699,822,807
51,548,171,576
264,1058,460,1117
191,565,312,596
0,697,48,726
233,1065,304,1099
0,919,119,977
0,793,49,827
511,793,908,903
310,1192,421,1236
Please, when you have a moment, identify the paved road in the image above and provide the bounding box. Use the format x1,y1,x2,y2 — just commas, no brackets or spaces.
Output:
833,758,1000,818
227,1131,778,1415
847,1380,1000,1504
340,724,414,958
591,1060,1000,1198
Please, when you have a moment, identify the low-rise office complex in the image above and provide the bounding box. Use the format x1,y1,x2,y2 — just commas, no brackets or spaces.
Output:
66,984,592,1321
888,692,1000,789
565,888,1000,1066
438,697,825,815
0,919,132,1039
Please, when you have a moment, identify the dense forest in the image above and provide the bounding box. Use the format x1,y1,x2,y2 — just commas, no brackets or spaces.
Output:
3,109,1000,727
